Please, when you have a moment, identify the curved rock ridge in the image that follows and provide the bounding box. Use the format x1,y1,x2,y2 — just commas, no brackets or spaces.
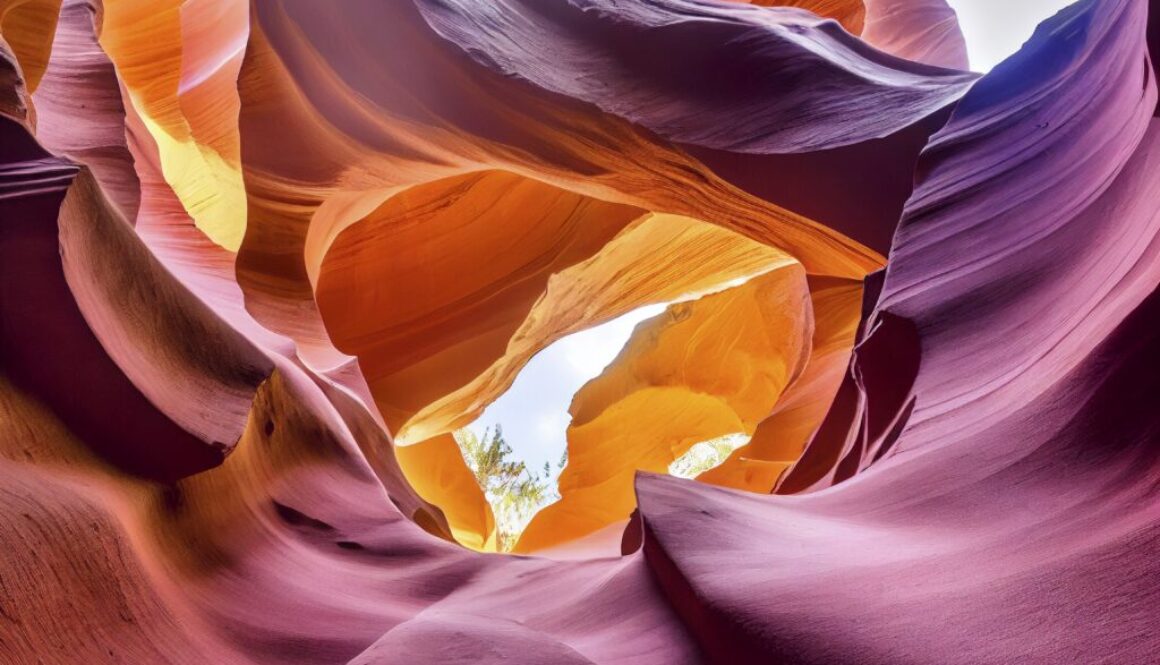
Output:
315,170,647,433
0,114,271,481
675,0,969,253
637,1,1160,663
33,0,139,222
0,0,60,94
862,0,971,69
734,0,970,69
2,0,1159,663
780,0,1159,491
234,0,895,374
514,263,816,553
697,274,863,493
98,0,248,250
414,0,975,154
737,0,866,34
391,212,797,445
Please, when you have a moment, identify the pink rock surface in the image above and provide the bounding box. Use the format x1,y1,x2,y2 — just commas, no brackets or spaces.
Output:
1,1,1158,663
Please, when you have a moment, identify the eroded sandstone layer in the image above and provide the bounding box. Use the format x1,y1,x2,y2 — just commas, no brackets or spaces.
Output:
1,0,1157,663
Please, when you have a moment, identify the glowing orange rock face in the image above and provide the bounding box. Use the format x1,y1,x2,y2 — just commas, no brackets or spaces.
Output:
316,171,645,433
98,0,247,250
516,263,816,552
9,0,1158,663
280,0,889,545
395,432,496,551
697,275,863,492
0,0,61,92
317,178,817,553
395,212,797,445
230,0,900,381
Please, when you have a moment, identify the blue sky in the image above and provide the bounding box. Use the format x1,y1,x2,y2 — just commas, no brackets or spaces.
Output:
462,0,1078,482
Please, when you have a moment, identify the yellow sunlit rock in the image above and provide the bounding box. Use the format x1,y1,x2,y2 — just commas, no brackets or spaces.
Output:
0,0,60,92
395,433,496,552
514,264,814,552
316,170,644,433
398,212,796,445
99,0,246,249
698,276,863,491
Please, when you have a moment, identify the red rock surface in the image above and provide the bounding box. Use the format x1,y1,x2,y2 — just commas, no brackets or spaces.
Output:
1,0,1157,663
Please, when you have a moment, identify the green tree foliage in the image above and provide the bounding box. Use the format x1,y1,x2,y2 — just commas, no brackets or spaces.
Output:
668,433,748,479
454,424,742,551
454,425,563,551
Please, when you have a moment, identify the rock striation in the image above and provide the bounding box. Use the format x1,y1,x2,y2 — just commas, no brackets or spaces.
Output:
1,0,1157,663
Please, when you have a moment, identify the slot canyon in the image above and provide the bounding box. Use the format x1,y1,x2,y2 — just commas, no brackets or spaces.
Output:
1,0,1158,663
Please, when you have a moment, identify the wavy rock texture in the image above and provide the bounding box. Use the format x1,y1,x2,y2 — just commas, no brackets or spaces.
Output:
315,170,646,432
0,0,59,93
780,0,1160,492
2,0,1158,663
683,0,971,254
736,0,969,69
98,0,248,250
698,275,863,492
394,213,796,444
641,2,1160,663
414,0,972,153
737,1,865,34
516,264,814,552
234,0,972,362
33,0,138,222
863,0,970,68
